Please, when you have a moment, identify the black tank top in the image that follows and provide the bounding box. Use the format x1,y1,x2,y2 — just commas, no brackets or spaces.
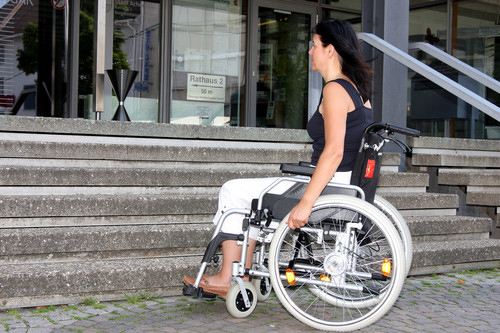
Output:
307,79,372,171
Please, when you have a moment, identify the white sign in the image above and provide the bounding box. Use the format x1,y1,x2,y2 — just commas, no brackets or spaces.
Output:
187,73,226,103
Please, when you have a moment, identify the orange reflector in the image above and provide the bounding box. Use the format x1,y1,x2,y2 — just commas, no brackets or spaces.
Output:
286,268,296,285
382,259,392,276
320,274,331,282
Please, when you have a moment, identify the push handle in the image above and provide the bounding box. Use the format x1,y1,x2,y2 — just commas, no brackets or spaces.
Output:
364,122,420,137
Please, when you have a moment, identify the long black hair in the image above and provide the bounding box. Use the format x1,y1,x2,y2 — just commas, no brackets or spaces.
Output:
312,18,373,103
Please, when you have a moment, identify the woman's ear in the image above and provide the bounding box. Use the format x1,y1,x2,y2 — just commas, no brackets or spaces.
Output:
327,44,336,57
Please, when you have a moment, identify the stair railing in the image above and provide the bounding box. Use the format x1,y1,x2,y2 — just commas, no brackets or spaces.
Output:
357,32,500,123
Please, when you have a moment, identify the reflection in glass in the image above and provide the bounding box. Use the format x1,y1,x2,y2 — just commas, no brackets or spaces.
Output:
0,1,66,117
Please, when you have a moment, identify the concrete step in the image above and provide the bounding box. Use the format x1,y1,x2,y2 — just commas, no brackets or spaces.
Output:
0,115,312,143
466,188,500,207
438,168,500,186
377,172,429,193
0,224,213,264
0,132,312,164
438,168,500,207
0,167,418,190
408,136,500,168
0,214,215,228
0,116,497,309
0,255,212,310
0,181,453,218
0,163,282,187
406,215,492,242
410,239,500,275
0,193,218,218
0,215,490,265
1,231,499,309
378,192,459,216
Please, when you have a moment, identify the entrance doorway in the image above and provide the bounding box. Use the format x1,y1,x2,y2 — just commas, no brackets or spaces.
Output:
249,1,317,129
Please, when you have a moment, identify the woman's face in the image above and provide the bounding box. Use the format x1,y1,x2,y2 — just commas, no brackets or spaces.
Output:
308,33,329,72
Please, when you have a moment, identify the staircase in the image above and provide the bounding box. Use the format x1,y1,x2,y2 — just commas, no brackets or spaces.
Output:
0,116,499,309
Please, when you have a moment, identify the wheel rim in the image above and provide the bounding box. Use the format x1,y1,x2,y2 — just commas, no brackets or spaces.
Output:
235,289,254,312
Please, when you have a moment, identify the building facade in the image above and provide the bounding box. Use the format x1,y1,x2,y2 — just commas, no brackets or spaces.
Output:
0,0,499,138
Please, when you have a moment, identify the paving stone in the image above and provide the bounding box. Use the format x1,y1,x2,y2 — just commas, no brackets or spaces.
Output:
0,269,498,332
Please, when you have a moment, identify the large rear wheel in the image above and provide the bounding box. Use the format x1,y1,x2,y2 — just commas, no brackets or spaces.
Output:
268,195,406,331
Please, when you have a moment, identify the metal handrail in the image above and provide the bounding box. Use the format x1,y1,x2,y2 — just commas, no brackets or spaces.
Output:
409,42,500,94
357,32,500,122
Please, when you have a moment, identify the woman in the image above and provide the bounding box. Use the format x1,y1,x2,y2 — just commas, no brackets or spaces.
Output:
183,18,373,297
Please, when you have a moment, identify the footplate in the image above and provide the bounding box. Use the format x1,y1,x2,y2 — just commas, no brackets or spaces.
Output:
182,284,217,299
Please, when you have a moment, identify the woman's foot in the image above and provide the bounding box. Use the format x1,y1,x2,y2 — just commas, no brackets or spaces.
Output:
182,274,230,298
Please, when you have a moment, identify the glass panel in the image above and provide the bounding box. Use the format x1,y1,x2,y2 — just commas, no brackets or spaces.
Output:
1,0,67,117
111,0,160,122
321,9,361,31
256,7,310,128
77,0,161,122
171,0,246,126
409,3,446,50
455,0,500,139
408,0,500,139
79,0,95,118
408,3,452,137
321,0,361,12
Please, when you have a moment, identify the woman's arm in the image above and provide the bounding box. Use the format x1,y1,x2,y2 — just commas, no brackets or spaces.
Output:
287,82,350,229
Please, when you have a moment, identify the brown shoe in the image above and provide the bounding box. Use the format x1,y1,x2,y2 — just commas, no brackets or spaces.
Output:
182,275,229,298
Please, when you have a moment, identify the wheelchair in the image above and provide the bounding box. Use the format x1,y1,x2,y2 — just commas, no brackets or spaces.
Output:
183,122,420,331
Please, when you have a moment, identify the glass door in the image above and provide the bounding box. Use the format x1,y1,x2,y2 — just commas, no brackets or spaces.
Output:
249,1,317,128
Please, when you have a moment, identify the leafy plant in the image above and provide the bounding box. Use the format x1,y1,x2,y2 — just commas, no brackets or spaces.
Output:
16,9,130,96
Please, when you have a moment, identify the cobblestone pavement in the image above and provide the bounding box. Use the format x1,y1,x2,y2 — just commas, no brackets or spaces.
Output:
0,269,499,333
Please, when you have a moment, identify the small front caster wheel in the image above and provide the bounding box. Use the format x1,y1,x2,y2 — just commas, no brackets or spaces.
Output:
225,281,257,318
252,277,272,301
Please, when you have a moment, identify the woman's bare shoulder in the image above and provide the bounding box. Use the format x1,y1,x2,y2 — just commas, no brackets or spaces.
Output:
322,81,351,103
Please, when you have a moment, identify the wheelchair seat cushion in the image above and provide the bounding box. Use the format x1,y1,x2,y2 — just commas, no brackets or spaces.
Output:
255,182,357,221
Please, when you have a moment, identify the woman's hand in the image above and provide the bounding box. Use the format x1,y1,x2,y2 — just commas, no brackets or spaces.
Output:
287,201,314,230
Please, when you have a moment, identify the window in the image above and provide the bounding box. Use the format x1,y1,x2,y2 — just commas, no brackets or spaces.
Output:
170,0,247,126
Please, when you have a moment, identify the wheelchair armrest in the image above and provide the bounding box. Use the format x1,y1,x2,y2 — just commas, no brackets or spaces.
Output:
280,163,314,177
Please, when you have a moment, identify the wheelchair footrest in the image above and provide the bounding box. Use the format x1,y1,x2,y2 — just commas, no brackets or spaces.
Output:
182,284,217,299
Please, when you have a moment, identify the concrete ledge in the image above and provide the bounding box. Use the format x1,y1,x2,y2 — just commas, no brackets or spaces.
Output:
0,115,311,143
0,165,282,187
0,224,213,258
409,260,500,276
439,169,500,186
406,216,492,237
411,239,500,268
0,136,312,163
378,172,429,188
410,150,500,168
409,136,500,168
381,152,401,166
467,189,500,206
0,194,218,218
399,209,457,217
0,214,214,228
379,193,459,210
0,256,216,309
409,136,500,151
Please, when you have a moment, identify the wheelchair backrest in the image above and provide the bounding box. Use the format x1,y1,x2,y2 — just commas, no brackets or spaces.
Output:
349,131,385,204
